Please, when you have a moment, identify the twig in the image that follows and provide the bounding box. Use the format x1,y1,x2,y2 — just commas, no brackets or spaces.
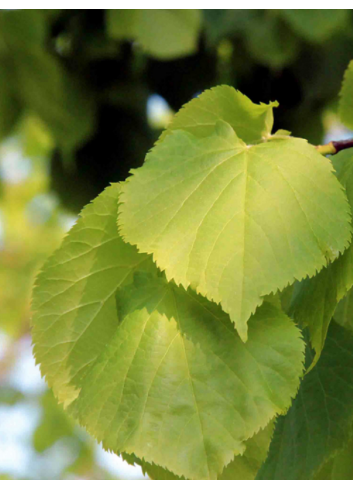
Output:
316,138,353,156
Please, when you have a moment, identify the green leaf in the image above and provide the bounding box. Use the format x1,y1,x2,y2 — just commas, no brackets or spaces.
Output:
257,321,353,480
121,453,184,480
244,15,299,69
32,183,154,405
334,288,353,331
203,10,256,45
0,10,47,47
106,10,137,40
119,115,351,340
32,184,304,480
68,271,303,480
281,9,349,43
290,149,353,361
13,49,95,151
315,435,353,480
107,10,201,60
125,421,274,480
0,387,24,405
140,463,183,481
160,85,278,145
33,390,74,453
339,60,353,130
0,10,95,150
0,58,21,140
332,150,353,332
218,421,274,480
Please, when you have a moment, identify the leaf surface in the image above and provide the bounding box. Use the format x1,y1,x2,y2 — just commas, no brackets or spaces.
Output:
69,272,303,479
334,288,353,331
218,421,274,480
124,421,274,480
32,185,304,480
290,149,353,360
257,322,353,480
160,85,278,144
315,435,353,480
120,118,351,339
32,184,153,405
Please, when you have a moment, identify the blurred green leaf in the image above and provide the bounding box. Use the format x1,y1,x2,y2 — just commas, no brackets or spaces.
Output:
0,387,24,405
340,60,353,129
0,10,95,150
0,59,22,139
107,9,201,59
14,50,95,150
281,9,349,43
244,15,299,69
0,10,47,47
33,390,74,453
203,9,257,45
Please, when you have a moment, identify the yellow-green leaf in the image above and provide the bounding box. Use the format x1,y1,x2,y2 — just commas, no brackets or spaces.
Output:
120,110,351,340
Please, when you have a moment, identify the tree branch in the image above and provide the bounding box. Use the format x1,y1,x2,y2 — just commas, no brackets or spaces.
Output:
316,138,353,156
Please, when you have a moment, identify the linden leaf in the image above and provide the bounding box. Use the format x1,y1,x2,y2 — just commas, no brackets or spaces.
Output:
32,183,154,405
218,421,274,480
119,116,351,340
32,186,304,481
160,85,278,144
290,148,353,363
334,288,353,331
258,322,353,480
340,60,353,130
69,272,303,480
315,436,353,480
124,421,274,480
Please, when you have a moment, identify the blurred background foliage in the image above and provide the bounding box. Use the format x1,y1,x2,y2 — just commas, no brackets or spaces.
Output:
0,8,353,479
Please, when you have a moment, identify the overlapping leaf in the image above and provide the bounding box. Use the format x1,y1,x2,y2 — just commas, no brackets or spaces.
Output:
125,421,274,480
120,113,351,340
160,85,278,144
339,60,353,130
32,185,304,480
334,288,353,331
218,421,274,480
32,183,154,405
290,149,353,361
258,322,353,480
69,272,303,480
315,435,353,480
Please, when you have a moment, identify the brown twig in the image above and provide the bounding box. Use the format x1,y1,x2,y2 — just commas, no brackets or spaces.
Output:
316,138,353,156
